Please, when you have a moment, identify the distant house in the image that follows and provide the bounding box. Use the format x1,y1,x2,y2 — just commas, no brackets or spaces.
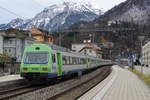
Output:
30,27,54,44
72,43,88,52
0,29,34,62
107,20,121,26
107,20,116,26
72,43,102,58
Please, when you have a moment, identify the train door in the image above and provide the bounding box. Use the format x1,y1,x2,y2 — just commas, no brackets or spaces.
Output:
56,52,62,76
52,53,57,73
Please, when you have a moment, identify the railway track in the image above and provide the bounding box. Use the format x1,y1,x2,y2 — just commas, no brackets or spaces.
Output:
48,66,111,100
0,65,112,100
0,84,45,100
0,75,75,100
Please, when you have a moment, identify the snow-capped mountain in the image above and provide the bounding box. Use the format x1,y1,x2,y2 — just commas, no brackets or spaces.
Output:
100,0,150,24
0,2,102,32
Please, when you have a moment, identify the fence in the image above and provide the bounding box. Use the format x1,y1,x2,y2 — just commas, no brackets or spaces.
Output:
0,62,20,76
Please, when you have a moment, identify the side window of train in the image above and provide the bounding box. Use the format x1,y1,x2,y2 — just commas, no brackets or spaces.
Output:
52,54,56,63
66,56,70,65
79,58,81,64
78,58,80,64
80,58,83,64
62,56,67,65
80,58,86,64
70,57,72,64
84,59,86,64
76,57,79,64
72,57,76,64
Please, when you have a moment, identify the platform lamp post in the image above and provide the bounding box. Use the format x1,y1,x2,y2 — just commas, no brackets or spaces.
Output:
138,35,145,75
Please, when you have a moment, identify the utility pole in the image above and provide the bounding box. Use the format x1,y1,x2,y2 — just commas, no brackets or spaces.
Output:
131,19,134,70
131,32,134,70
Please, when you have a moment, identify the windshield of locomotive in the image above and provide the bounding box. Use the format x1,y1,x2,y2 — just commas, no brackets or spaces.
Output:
24,52,49,64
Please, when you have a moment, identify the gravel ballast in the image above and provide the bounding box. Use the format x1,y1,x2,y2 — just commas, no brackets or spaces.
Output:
9,66,112,100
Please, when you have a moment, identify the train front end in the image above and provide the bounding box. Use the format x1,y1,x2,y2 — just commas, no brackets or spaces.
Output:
20,44,52,81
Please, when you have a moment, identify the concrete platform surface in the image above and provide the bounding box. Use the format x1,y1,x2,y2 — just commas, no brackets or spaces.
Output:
0,74,22,83
79,65,150,100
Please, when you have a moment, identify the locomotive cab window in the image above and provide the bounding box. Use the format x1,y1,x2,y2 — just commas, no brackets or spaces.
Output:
24,51,49,64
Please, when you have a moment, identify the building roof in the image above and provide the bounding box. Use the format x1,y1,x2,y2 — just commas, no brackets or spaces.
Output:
30,27,53,38
79,43,102,54
0,28,34,40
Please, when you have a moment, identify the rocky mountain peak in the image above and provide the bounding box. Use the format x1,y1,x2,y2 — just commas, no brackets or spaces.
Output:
0,2,102,32
101,0,150,24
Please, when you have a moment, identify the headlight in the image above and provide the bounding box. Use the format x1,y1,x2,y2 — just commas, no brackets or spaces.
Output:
43,67,48,71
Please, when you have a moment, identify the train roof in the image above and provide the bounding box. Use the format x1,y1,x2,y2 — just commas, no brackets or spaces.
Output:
26,43,105,60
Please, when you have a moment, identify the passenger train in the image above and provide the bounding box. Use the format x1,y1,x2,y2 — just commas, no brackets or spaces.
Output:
20,44,112,82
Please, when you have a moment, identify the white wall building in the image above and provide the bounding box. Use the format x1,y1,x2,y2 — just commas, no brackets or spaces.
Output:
72,43,102,59
72,43,87,52
0,31,34,62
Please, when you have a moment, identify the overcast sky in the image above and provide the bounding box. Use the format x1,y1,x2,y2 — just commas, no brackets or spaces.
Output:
0,0,126,24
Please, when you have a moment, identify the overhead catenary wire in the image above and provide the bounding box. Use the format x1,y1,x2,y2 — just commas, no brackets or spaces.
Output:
0,5,25,19
32,0,44,7
0,0,46,20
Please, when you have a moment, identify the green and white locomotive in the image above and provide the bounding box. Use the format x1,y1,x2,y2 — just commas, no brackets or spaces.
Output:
20,44,112,82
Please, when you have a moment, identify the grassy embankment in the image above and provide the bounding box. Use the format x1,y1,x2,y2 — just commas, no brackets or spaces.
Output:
128,67,150,86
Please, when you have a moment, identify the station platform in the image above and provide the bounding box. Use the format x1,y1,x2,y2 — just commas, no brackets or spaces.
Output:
0,74,22,83
78,65,150,100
